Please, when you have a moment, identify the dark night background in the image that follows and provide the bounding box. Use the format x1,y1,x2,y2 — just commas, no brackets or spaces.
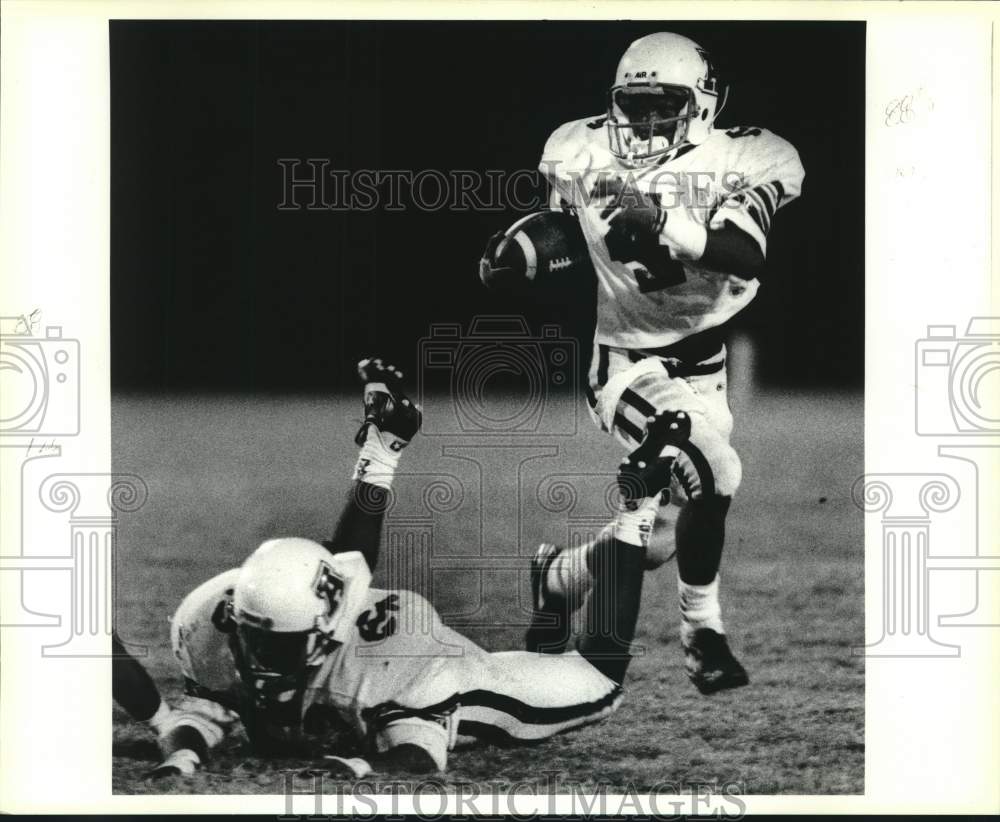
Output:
110,20,864,392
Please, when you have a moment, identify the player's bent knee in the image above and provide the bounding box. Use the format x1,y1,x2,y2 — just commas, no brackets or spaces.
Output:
713,445,742,497
675,441,742,499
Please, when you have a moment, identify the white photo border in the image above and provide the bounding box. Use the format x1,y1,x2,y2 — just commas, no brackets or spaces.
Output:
1,0,998,814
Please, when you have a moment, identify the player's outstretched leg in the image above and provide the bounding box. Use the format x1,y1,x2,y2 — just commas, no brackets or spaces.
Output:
576,410,690,684
327,356,422,568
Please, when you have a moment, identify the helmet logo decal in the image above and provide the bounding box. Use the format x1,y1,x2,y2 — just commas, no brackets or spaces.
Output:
313,561,345,617
694,47,720,94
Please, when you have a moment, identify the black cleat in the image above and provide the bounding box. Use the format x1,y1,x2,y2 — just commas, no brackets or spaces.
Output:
617,409,692,506
355,356,422,449
525,543,572,654
683,628,749,695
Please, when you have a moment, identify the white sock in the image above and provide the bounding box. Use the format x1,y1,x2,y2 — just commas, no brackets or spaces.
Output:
612,495,661,548
145,700,173,735
678,573,725,643
352,429,401,490
544,495,660,603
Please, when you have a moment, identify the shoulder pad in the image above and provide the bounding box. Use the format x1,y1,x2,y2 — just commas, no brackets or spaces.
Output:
539,115,609,176
710,126,804,201
175,568,240,624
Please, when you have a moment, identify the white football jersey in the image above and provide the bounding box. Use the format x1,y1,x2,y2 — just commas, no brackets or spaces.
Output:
170,570,485,739
539,117,805,350
170,569,623,769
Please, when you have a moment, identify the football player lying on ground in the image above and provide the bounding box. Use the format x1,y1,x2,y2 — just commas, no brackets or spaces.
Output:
150,358,692,777
483,32,804,695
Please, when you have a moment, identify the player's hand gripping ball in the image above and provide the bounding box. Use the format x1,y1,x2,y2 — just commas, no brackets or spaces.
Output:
479,210,594,293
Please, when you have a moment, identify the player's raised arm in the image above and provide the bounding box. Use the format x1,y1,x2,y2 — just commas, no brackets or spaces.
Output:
325,357,422,572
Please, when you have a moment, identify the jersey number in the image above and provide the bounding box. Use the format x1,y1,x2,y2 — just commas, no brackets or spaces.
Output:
356,594,400,642
725,126,762,139
604,226,687,293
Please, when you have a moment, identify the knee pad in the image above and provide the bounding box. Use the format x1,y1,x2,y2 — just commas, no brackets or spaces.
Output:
674,438,742,500
712,442,742,497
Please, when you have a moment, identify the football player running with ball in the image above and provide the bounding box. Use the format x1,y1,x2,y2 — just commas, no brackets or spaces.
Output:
523,33,804,694
151,358,686,776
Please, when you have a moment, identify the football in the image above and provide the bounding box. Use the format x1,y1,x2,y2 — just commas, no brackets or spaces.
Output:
479,209,594,292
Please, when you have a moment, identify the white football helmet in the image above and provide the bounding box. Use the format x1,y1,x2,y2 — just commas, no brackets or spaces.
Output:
607,32,727,167
231,538,371,700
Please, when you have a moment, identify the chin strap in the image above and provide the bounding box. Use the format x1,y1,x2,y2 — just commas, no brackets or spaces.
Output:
711,85,730,123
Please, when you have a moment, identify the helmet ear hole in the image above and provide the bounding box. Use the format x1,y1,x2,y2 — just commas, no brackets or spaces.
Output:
701,108,709,121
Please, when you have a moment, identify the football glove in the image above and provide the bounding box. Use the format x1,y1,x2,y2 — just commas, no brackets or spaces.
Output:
478,230,521,291
591,175,668,237
355,357,422,450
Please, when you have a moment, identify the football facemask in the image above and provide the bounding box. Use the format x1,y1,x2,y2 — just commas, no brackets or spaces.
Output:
236,624,330,685
231,617,339,740
608,84,697,165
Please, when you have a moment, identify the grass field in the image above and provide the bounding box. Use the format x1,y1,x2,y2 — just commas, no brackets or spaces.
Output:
111,389,863,795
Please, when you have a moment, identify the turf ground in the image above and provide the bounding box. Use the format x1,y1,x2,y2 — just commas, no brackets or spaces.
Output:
111,389,863,795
